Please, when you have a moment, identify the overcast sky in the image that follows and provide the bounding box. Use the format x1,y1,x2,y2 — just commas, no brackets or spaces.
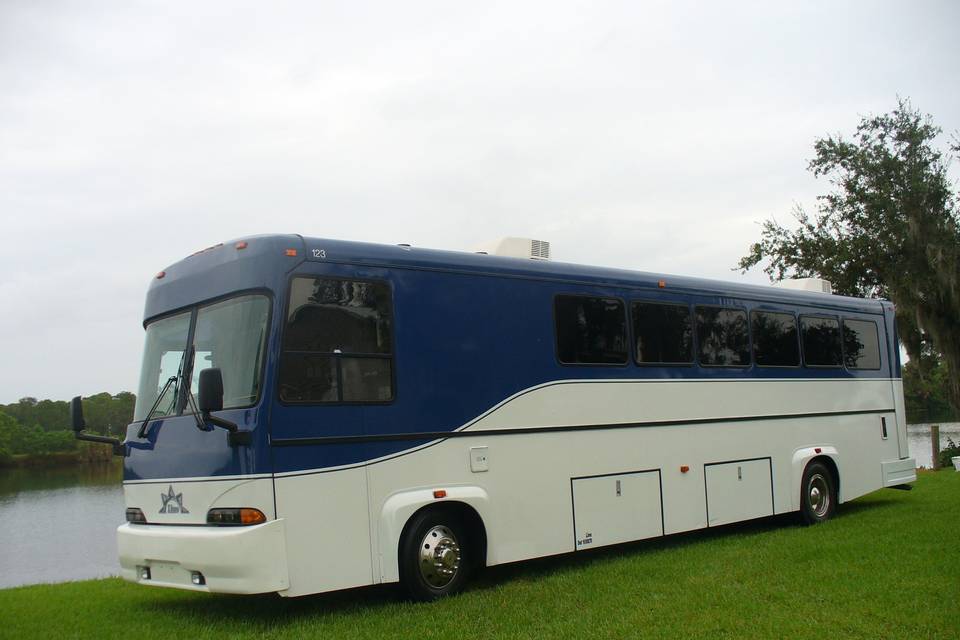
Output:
1,0,958,404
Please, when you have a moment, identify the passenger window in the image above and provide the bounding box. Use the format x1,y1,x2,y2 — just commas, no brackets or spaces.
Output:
842,319,881,370
632,302,693,364
696,307,750,366
751,311,800,367
800,316,842,367
555,295,628,364
279,277,394,403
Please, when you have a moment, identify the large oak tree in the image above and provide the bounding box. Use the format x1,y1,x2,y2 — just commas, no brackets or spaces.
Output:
738,100,960,411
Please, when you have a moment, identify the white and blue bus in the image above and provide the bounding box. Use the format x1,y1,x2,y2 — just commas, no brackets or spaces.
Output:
71,235,916,599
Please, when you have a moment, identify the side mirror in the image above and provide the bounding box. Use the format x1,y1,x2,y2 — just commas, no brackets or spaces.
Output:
71,394,124,456
195,368,246,445
198,368,224,414
70,396,86,433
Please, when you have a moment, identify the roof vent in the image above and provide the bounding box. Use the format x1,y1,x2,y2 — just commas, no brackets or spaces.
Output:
774,278,833,294
474,237,551,260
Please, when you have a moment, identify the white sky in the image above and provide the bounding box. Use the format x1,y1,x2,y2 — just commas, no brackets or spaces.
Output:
1,0,958,404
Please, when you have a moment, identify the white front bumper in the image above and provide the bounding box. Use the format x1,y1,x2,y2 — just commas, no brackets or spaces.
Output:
881,458,917,487
117,519,289,594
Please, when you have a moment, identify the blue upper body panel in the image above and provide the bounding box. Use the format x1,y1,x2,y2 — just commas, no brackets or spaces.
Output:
124,234,896,481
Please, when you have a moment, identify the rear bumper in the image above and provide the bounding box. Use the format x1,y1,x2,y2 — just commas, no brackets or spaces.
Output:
117,519,289,594
882,458,917,487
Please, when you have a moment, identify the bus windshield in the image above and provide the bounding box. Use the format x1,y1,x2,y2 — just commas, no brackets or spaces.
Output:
133,294,270,423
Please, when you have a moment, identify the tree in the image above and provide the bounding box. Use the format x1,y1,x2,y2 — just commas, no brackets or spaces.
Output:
902,351,957,423
738,99,960,411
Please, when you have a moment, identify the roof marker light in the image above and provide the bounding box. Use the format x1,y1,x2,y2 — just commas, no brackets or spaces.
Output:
680,465,689,473
285,249,298,257
658,280,666,288
235,241,248,250
156,271,166,279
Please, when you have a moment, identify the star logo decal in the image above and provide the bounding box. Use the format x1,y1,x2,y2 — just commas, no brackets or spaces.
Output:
159,485,189,514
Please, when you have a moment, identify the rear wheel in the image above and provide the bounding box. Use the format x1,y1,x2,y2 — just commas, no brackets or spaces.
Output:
399,509,472,601
800,461,836,525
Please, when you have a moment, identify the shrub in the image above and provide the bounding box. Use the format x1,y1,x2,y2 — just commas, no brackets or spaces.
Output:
938,436,960,469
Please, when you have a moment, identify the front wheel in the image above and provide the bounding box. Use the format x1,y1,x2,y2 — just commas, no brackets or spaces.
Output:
800,461,837,525
399,509,472,601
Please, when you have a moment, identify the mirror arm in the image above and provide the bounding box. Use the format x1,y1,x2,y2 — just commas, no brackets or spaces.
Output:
200,411,251,447
202,412,238,433
75,431,125,456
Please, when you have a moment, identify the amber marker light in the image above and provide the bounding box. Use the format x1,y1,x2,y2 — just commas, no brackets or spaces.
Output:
285,248,298,257
433,490,447,499
658,280,666,288
206,508,266,526
235,241,248,250
680,465,689,473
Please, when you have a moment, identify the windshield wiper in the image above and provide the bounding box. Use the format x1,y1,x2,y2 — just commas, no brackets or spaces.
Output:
184,388,206,431
138,376,178,438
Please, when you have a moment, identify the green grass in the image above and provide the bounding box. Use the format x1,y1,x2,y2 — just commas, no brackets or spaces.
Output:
2,471,958,639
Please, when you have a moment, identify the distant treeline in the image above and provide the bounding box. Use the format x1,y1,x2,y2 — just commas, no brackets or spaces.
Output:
0,393,134,464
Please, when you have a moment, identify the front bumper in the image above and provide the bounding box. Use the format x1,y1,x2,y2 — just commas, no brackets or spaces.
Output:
117,519,289,594
882,458,917,487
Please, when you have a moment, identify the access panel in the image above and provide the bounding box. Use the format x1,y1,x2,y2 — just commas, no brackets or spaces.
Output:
572,470,663,550
704,458,774,527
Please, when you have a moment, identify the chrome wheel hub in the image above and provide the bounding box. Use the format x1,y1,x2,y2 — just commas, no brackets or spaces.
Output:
808,473,830,517
418,525,461,588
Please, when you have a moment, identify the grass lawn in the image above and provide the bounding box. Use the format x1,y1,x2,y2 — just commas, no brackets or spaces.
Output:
1,470,958,639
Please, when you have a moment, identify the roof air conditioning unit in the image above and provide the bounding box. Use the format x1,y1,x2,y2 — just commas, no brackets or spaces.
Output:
475,237,551,260
774,278,833,294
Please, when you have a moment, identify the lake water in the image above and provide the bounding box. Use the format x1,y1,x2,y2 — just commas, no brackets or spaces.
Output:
0,423,957,589
908,422,960,469
0,464,123,589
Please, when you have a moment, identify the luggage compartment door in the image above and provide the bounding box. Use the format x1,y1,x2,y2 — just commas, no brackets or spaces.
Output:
705,458,774,527
572,470,663,550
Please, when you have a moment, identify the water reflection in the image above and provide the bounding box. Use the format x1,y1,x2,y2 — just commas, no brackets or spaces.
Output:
0,463,121,497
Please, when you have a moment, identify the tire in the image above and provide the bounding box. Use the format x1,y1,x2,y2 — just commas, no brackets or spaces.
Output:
399,508,473,601
800,461,837,525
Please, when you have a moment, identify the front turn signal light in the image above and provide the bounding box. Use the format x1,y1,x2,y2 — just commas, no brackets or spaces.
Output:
126,508,147,524
206,508,267,526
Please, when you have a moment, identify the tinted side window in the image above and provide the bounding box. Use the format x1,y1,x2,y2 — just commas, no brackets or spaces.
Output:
280,277,394,403
555,296,628,364
696,307,750,366
632,302,693,364
843,319,881,370
800,316,842,367
751,311,800,367
283,278,392,353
